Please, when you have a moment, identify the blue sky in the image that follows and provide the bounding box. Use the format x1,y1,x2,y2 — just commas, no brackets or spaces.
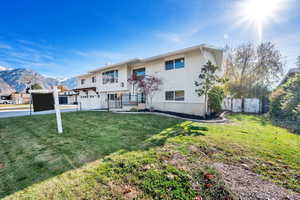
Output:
0,0,299,77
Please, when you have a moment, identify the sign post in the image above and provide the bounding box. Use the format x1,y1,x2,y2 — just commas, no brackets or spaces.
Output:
30,86,63,134
53,86,63,134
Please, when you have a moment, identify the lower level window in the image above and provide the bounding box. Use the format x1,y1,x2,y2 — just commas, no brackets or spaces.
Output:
175,90,184,101
165,90,184,101
109,94,117,100
165,91,174,100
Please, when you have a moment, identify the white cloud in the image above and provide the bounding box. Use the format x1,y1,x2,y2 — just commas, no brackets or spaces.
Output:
0,65,12,71
224,34,229,40
16,39,54,50
0,43,12,49
73,50,126,59
154,32,183,43
271,32,300,71
0,39,60,72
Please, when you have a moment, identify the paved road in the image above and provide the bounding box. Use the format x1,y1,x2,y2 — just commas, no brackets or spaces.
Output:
0,108,78,118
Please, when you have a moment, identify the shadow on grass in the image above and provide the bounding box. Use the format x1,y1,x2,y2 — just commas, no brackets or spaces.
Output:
0,111,208,198
230,113,269,126
248,115,269,126
140,121,208,150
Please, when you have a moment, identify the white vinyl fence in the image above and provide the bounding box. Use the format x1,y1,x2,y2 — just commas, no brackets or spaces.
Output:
222,98,261,113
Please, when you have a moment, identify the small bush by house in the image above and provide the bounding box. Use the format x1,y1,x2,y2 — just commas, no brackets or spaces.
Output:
208,85,226,113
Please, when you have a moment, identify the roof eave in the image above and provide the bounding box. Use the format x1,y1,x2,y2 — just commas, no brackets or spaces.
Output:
88,58,141,73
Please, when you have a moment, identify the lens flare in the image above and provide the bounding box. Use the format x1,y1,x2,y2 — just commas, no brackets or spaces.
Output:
236,0,285,41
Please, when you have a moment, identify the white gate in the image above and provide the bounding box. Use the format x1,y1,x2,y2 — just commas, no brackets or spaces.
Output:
244,98,260,113
232,98,242,112
222,98,261,113
79,91,102,110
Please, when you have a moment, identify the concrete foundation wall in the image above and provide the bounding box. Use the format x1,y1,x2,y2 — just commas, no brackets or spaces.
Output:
152,102,205,116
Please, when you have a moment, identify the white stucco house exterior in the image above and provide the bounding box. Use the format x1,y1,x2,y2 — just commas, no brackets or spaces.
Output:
75,44,223,116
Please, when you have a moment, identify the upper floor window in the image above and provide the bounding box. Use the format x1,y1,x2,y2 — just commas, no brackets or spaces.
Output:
133,68,145,79
102,70,118,84
165,60,174,70
165,90,185,101
81,79,85,85
165,58,185,70
92,76,96,83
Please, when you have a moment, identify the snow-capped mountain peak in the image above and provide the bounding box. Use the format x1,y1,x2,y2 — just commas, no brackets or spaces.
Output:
0,68,76,93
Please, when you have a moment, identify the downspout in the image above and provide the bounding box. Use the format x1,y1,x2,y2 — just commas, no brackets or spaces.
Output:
200,46,209,115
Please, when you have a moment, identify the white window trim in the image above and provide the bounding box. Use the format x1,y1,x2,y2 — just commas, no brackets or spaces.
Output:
164,90,185,102
164,56,185,71
163,55,185,61
163,100,187,103
102,70,118,84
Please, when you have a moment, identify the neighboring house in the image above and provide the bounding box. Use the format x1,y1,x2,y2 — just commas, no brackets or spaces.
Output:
0,94,11,101
10,92,31,104
59,90,78,104
55,85,78,104
281,68,300,84
75,44,223,116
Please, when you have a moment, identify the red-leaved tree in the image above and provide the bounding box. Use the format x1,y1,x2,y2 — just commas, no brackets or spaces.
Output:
128,75,162,111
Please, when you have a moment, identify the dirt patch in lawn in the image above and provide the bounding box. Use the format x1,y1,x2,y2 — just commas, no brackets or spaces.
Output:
213,162,300,200
108,182,144,199
159,145,237,200
0,163,4,169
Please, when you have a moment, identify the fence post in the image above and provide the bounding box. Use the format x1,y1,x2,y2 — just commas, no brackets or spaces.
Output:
29,94,32,116
121,94,123,108
241,98,245,113
107,94,109,112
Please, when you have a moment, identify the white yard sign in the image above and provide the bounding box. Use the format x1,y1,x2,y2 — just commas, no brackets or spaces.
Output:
30,86,63,134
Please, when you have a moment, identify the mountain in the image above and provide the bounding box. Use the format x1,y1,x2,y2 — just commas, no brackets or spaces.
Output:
61,77,77,89
0,68,76,93
0,77,15,94
0,66,12,71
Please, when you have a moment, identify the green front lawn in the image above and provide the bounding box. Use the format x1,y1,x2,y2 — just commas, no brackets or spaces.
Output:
0,112,181,198
167,115,300,192
1,112,299,199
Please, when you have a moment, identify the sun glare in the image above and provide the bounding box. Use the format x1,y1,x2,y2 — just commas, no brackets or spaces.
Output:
237,0,285,41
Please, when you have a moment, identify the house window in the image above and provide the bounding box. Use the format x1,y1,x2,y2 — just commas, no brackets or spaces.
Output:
133,68,145,79
165,91,174,100
165,60,174,70
175,58,184,69
81,79,85,85
102,70,118,84
92,76,96,83
175,90,184,101
165,90,184,101
108,93,117,101
165,58,184,70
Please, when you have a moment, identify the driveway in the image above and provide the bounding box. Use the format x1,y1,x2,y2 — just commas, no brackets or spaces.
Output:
0,105,79,118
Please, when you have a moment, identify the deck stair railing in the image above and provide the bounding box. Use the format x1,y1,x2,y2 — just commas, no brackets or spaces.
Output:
107,93,145,109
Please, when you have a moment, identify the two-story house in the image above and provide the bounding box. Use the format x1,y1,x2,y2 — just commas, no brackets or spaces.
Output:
75,44,223,116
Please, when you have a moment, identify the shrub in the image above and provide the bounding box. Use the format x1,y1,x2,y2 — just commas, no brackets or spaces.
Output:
269,88,285,118
129,107,138,112
208,85,225,113
269,74,300,133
